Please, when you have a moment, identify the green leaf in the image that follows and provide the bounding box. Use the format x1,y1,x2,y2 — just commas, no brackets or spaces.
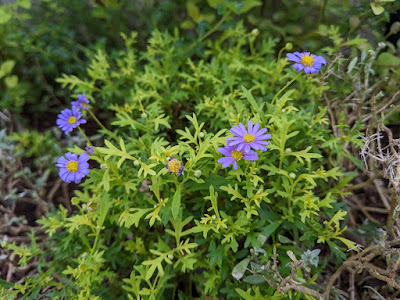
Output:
243,274,265,284
260,222,280,240
0,7,11,25
241,86,264,121
240,0,262,13
370,3,384,15
4,75,18,89
377,52,400,66
98,192,112,228
119,208,152,228
0,60,15,79
171,185,182,219
187,1,201,23
99,169,110,192
17,0,31,9
232,257,251,281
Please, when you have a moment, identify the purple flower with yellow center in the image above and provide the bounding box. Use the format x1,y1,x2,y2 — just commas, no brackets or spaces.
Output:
71,94,89,110
217,144,258,170
56,106,87,135
226,121,271,153
165,158,184,176
55,152,90,184
286,52,326,74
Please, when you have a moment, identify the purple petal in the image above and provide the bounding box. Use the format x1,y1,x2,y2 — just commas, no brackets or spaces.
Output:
247,121,253,134
256,134,272,140
238,123,247,135
314,56,326,65
232,161,238,170
304,67,313,74
250,142,260,150
230,125,244,137
293,63,304,72
244,144,251,153
256,140,270,145
252,123,260,134
287,53,301,63
228,138,244,146
243,152,258,161
237,143,245,151
218,147,232,156
222,158,234,168
255,128,268,136
293,52,302,58
78,152,89,163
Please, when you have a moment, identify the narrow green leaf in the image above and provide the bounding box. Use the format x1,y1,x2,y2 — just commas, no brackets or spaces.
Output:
172,185,182,219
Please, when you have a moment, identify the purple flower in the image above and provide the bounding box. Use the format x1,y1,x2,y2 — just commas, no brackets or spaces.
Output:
85,146,95,155
71,94,89,110
56,106,87,135
55,152,90,184
286,52,326,74
226,121,271,153
165,158,184,176
217,144,258,170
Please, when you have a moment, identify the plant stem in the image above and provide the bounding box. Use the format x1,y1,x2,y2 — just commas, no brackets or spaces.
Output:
88,109,117,140
269,71,303,112
78,126,92,146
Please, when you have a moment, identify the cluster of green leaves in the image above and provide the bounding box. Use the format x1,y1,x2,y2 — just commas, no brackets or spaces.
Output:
3,0,400,299
0,0,190,123
2,5,370,298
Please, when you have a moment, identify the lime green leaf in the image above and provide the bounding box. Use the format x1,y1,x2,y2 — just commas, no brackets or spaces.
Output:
370,3,384,15
4,75,18,88
0,60,15,79
0,7,11,24
171,185,182,219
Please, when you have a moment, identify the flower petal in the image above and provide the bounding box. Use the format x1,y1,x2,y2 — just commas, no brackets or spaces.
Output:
293,63,304,72
286,53,301,63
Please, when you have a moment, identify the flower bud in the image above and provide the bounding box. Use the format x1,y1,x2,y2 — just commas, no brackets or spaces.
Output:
134,160,140,166
141,112,147,118
100,163,108,169
390,22,400,34
167,254,174,260
285,42,293,50
199,132,204,138
87,200,99,212
289,173,296,179
194,170,202,177
285,148,292,154
251,28,259,36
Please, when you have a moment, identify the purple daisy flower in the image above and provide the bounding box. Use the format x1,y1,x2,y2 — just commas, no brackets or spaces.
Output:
55,152,90,184
286,52,326,74
165,158,184,176
226,121,271,153
71,94,89,110
85,146,95,155
217,144,258,170
56,106,87,135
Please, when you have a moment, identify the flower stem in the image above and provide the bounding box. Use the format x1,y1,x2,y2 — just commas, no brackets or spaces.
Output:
269,71,303,113
77,126,92,146
88,109,117,140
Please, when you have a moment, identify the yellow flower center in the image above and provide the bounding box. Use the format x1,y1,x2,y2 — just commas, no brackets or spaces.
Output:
231,150,243,162
66,161,79,173
68,116,77,124
244,133,256,143
82,103,87,107
168,160,182,174
300,55,314,67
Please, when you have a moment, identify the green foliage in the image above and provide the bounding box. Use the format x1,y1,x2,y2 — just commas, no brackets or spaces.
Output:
4,0,400,299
